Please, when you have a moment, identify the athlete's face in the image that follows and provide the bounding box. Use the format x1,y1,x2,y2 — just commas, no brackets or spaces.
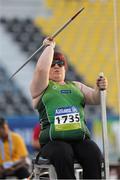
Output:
0,123,9,140
49,60,66,82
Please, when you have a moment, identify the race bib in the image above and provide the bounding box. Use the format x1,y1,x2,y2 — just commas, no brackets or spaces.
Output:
54,106,81,131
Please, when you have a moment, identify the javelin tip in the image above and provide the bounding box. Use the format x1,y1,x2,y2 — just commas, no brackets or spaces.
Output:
71,7,85,20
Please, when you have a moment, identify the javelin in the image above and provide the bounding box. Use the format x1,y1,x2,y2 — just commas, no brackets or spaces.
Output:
9,7,84,80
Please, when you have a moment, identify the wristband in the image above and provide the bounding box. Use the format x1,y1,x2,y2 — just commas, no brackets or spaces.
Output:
46,44,55,49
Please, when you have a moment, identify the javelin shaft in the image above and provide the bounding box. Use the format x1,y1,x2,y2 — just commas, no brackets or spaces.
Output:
9,44,44,80
100,90,109,179
51,7,84,39
9,7,84,80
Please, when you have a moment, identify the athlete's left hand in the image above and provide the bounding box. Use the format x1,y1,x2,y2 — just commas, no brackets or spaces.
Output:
96,76,108,90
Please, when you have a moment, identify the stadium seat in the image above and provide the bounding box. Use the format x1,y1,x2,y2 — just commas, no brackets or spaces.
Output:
0,65,35,116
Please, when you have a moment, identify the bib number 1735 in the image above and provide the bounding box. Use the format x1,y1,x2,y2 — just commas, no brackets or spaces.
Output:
55,113,80,124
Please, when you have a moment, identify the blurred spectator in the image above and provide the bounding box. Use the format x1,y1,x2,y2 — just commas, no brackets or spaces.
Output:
32,123,41,151
0,117,30,179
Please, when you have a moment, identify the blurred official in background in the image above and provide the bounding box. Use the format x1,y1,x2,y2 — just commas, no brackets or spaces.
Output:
0,117,30,179
32,123,41,151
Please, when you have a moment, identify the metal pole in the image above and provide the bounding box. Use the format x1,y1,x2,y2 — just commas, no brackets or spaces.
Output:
99,72,109,179
9,7,84,80
113,0,120,153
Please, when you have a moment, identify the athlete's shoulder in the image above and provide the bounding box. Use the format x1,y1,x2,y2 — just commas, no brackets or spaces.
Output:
11,131,23,141
72,81,82,89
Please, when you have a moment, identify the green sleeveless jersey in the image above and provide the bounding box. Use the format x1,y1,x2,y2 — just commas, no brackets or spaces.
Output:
37,80,90,144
